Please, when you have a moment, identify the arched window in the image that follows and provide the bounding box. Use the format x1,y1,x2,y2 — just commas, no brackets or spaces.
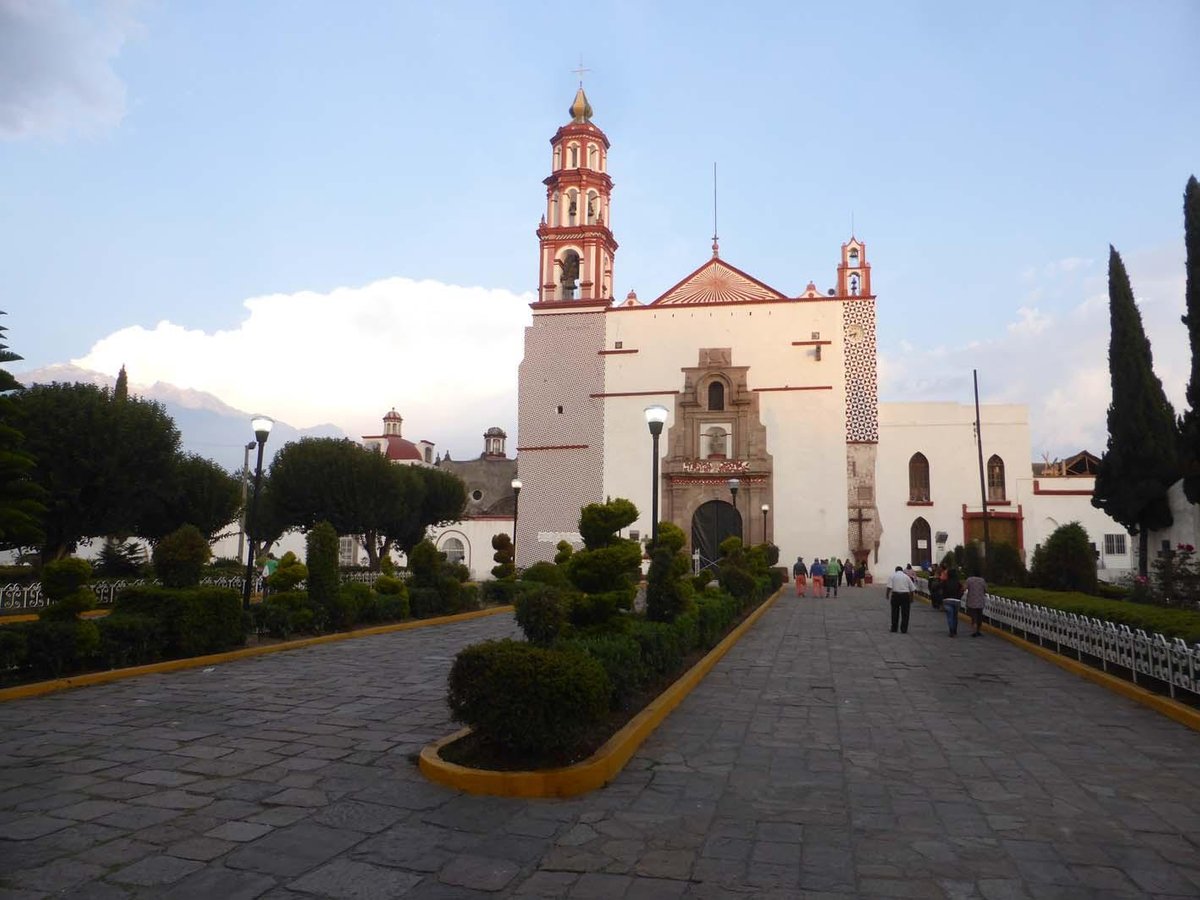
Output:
849,273,860,295
550,191,560,226
568,144,579,168
849,248,859,266
707,381,725,411
559,250,580,299
910,517,932,567
987,454,1006,502
909,452,930,502
553,147,561,170
587,144,598,169
566,189,578,225
586,191,598,224
441,537,465,566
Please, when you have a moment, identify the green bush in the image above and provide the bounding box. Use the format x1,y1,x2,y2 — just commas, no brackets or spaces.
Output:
445,561,471,584
25,619,100,677
96,538,145,577
323,581,366,630
563,633,643,708
152,525,211,588
408,540,442,588
628,619,685,679
115,585,243,656
374,574,406,596
253,591,319,638
490,532,515,581
554,540,574,565
458,582,480,612
448,639,609,757
41,557,92,601
267,552,307,593
1029,523,1097,594
578,498,638,549
522,561,568,587
645,537,694,623
987,541,1027,586
696,591,736,647
409,587,442,619
568,590,625,630
989,586,1200,644
40,588,97,622
0,626,29,672
379,593,410,621
96,614,164,668
0,565,36,585
481,579,521,605
566,541,641,596
673,610,700,653
305,522,340,608
1095,581,1129,601
514,584,568,645
691,570,714,593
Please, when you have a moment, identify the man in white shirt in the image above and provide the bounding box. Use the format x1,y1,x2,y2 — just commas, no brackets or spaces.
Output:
885,566,916,634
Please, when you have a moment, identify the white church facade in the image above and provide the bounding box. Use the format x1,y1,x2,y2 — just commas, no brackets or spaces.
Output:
514,86,1133,579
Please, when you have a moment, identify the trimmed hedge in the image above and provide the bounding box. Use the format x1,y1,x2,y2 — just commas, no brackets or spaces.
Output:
448,639,609,756
115,585,243,657
988,586,1200,645
514,584,568,646
561,633,643,708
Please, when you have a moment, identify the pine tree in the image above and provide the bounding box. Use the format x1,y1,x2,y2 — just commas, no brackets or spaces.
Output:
1181,175,1200,503
114,364,129,402
0,311,46,549
1092,247,1181,574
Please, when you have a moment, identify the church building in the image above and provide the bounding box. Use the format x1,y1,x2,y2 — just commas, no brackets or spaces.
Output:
515,86,1133,578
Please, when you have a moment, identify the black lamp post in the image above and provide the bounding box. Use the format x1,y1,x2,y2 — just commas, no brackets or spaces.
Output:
761,503,769,545
510,478,522,570
728,477,741,544
644,405,668,547
242,415,273,610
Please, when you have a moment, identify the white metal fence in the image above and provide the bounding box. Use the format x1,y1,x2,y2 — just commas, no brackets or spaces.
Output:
915,578,1199,700
0,572,390,614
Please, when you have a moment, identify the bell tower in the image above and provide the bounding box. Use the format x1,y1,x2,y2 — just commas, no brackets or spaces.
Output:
535,85,618,303
836,237,871,297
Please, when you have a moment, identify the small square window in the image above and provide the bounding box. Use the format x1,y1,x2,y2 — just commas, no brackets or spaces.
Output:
615,341,623,349
811,331,820,340
556,405,564,414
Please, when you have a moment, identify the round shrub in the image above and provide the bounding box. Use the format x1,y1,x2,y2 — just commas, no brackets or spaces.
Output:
374,575,407,596
514,584,568,645
379,593,410,621
267,552,307,593
1029,523,1097,594
448,639,609,757
628,619,685,679
152,525,211,588
521,560,568,588
305,522,340,608
41,557,92,601
25,619,99,677
564,633,643,708
40,589,96,622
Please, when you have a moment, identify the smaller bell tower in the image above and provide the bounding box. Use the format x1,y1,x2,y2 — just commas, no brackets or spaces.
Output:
535,85,618,303
836,238,871,297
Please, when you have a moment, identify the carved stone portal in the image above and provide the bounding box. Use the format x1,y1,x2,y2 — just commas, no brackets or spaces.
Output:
662,349,774,560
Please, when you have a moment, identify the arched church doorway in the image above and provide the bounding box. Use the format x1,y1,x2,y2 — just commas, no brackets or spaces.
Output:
910,517,932,568
692,500,742,570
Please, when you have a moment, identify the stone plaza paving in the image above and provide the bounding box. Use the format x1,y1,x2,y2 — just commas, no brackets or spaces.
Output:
1,586,1198,899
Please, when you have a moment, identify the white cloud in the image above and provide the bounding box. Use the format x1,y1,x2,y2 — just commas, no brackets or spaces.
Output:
73,277,532,459
0,0,140,140
880,243,1188,458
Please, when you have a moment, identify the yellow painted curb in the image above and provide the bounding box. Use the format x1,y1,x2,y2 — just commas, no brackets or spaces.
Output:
419,587,784,798
0,605,514,703
915,593,1200,732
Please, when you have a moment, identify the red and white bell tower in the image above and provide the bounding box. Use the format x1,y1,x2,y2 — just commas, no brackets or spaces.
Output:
535,86,618,303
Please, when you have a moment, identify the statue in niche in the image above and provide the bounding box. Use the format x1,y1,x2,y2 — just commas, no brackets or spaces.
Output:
704,426,729,459
560,253,580,297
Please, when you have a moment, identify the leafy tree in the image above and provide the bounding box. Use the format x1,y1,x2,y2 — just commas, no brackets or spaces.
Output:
152,524,211,588
114,365,128,402
1181,175,1200,503
386,466,468,556
0,311,45,550
14,382,181,561
1092,247,1181,575
491,532,515,580
139,454,242,543
305,521,340,608
1029,522,1097,594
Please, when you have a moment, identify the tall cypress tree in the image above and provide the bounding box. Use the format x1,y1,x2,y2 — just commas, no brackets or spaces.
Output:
1180,175,1200,503
0,311,46,549
114,364,129,402
1093,247,1181,575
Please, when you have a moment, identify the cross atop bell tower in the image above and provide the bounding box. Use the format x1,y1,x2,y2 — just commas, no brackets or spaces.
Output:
535,85,618,304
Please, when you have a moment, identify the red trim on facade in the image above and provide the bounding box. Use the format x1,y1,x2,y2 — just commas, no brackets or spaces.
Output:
665,475,769,485
791,340,833,346
606,294,877,313
985,500,1013,506
529,300,609,311
907,501,933,507
751,385,833,392
1033,479,1093,496
515,444,589,451
589,390,680,398
598,348,638,355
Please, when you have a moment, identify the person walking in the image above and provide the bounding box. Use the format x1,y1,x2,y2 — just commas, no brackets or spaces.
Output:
811,558,825,598
792,556,808,597
964,572,988,636
942,568,963,636
844,558,856,588
885,565,916,633
826,557,841,597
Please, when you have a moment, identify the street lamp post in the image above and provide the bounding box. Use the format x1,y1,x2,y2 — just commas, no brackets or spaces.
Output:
242,415,274,610
644,405,669,547
728,477,741,544
510,478,522,570
236,440,255,567
761,503,770,545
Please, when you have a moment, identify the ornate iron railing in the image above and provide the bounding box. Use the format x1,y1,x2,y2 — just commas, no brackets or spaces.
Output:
0,571,393,614
914,578,1199,700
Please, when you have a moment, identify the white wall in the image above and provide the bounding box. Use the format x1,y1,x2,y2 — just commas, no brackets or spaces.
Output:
428,517,515,582
1015,474,1134,580
602,300,847,562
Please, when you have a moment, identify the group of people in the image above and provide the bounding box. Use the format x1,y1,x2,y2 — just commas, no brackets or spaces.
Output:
884,563,987,637
791,556,868,598
792,553,988,638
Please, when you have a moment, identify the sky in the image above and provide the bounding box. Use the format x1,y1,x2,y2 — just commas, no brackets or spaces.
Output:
2,0,1198,462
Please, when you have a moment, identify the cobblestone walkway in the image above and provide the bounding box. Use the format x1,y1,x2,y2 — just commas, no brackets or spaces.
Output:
1,588,1198,899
